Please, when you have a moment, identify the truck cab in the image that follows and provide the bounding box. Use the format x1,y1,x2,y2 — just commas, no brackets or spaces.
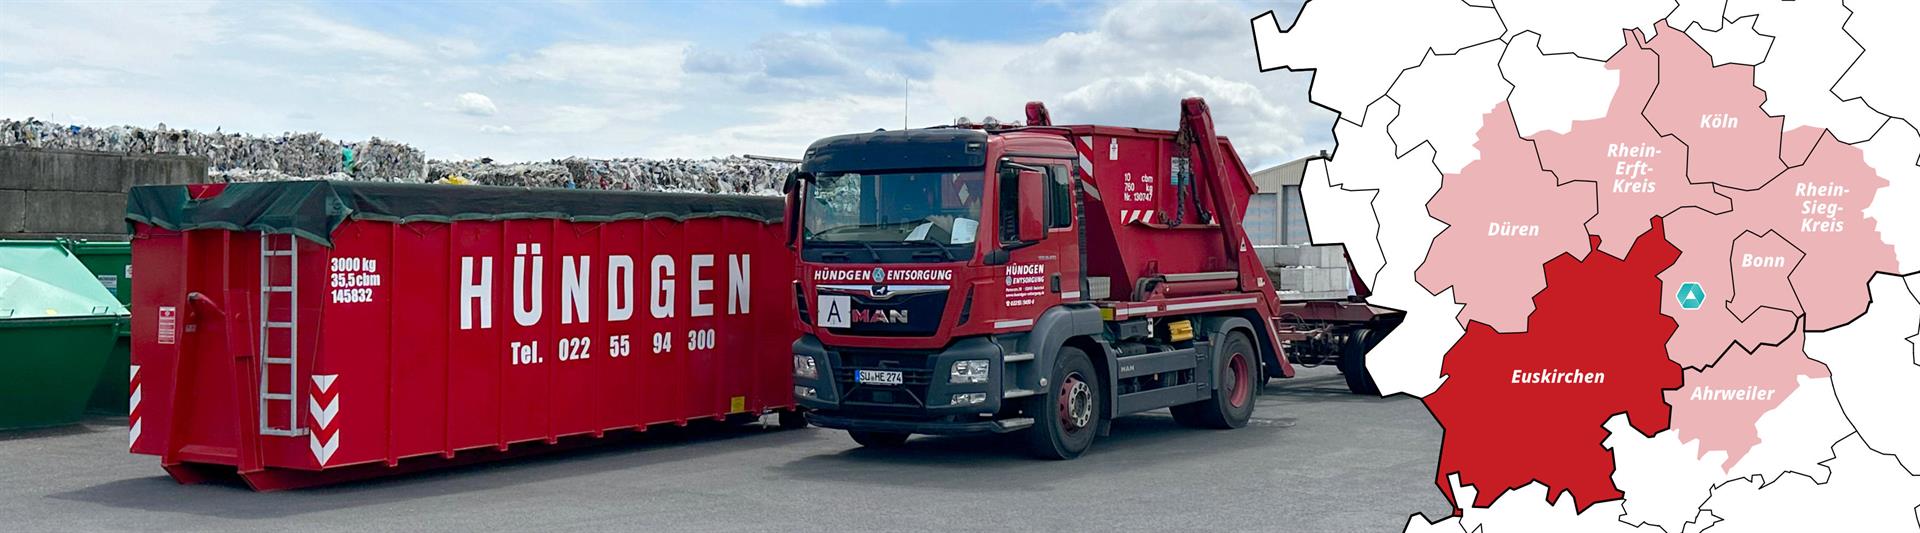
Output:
787,100,1295,459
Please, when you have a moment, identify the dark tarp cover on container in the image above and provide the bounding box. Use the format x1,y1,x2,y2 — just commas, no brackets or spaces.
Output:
126,180,785,246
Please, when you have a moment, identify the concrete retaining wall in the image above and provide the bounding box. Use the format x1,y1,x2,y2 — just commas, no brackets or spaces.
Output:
0,147,208,241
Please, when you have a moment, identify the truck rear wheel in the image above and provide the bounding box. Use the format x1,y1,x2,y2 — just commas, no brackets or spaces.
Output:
1339,329,1381,396
1171,331,1257,429
1027,346,1100,460
849,431,910,448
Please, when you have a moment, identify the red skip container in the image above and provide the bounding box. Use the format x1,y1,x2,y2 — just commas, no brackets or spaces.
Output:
125,181,796,490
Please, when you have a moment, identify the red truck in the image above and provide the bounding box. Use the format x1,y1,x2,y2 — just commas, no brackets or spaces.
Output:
784,98,1400,459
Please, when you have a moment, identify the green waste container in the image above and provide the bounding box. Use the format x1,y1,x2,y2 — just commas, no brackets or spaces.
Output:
0,240,129,430
67,240,132,306
66,240,133,414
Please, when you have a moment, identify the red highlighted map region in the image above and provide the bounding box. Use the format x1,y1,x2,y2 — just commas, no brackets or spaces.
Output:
1424,218,1685,512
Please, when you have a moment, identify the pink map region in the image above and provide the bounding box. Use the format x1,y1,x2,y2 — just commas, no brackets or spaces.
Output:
1728,231,1805,320
1642,21,1788,191
1418,103,1597,332
1719,132,1897,331
1665,329,1828,468
1531,29,1731,258
1660,208,1801,368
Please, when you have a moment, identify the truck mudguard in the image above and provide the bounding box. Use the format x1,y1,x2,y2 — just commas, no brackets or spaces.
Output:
1024,304,1108,379
1200,315,1263,391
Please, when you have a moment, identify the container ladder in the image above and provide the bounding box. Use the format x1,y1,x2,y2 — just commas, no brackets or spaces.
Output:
258,233,306,437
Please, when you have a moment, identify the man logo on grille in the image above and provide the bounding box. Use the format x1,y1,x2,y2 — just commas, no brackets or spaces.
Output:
871,267,890,297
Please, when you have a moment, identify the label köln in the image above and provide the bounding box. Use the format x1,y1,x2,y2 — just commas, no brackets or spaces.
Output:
1699,113,1739,129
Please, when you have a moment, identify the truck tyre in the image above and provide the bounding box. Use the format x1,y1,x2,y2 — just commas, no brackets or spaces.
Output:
1027,346,1100,460
1170,331,1257,429
849,431,910,448
777,408,808,430
1339,329,1381,396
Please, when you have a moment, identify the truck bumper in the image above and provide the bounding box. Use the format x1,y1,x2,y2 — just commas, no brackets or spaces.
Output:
792,334,1016,432
805,412,1035,435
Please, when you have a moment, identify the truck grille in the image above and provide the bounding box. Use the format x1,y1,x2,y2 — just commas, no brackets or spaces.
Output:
818,289,948,337
834,351,934,408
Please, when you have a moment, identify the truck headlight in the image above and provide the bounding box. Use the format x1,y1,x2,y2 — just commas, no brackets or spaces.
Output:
949,393,987,406
794,355,818,379
950,359,989,384
795,386,817,399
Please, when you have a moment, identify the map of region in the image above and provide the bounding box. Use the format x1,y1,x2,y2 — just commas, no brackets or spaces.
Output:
1255,0,1920,530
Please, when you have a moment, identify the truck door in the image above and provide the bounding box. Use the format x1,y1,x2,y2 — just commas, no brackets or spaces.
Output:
996,161,1081,315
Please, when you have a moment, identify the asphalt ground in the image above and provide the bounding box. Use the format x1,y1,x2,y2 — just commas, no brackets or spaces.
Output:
0,365,1448,532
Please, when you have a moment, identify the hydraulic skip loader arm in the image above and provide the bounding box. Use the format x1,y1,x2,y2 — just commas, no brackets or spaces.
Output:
1177,97,1260,295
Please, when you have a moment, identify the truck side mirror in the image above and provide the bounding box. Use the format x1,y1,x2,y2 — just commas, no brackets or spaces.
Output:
1017,169,1046,242
784,170,806,248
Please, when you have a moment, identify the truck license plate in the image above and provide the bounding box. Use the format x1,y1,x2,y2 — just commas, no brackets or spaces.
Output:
855,369,904,386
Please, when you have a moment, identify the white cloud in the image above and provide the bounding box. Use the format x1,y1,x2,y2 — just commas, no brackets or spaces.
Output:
1054,69,1307,164
245,8,429,63
455,93,498,116
655,94,902,157
1,1,1328,167
783,0,828,6
434,38,484,60
923,1,1325,168
684,27,916,97
526,101,680,139
2,67,118,87
0,1,225,75
538,105,613,134
501,42,688,92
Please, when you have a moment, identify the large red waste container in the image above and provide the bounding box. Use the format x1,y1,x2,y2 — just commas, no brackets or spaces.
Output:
124,181,797,490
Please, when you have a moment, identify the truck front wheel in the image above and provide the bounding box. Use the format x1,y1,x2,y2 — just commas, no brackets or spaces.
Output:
1171,331,1257,429
1027,346,1100,460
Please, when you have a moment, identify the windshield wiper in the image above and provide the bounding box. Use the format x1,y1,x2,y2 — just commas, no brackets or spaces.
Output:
893,239,957,262
808,239,884,262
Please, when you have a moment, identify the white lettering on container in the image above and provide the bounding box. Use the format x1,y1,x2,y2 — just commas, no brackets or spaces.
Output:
460,256,493,330
513,243,544,327
607,255,635,322
690,254,714,317
728,254,750,315
561,256,591,324
650,255,675,319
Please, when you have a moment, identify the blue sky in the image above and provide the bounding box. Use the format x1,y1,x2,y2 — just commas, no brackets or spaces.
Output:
0,0,1324,168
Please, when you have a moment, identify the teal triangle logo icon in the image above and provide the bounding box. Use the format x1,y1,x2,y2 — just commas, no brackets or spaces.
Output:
1676,282,1705,310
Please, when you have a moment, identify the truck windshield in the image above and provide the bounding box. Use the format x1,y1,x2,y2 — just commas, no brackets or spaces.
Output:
803,171,985,254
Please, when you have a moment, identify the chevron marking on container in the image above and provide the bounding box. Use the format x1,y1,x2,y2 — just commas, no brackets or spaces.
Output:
128,365,141,450
308,374,340,466
1075,136,1096,174
1070,136,1103,200
1118,210,1156,225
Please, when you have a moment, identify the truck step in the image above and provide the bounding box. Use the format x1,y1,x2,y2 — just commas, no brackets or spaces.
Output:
1003,388,1037,399
994,417,1035,431
1003,352,1035,363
